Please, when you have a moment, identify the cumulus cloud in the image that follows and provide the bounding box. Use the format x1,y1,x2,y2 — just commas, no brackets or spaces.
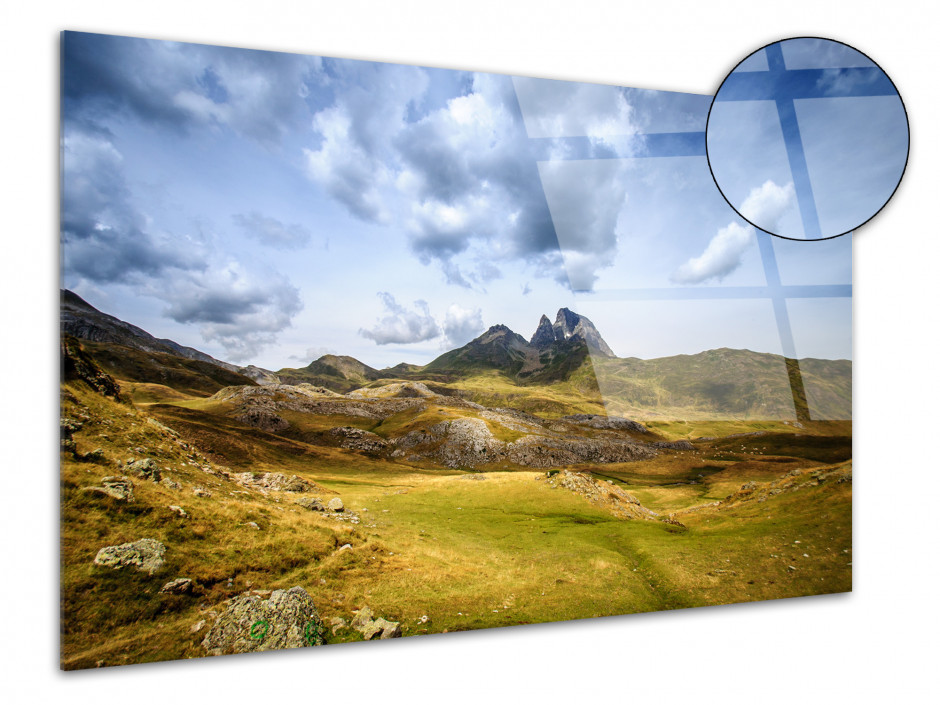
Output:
233,212,312,249
359,293,441,345
671,180,795,285
512,77,637,139
304,67,623,288
158,263,303,362
442,304,484,347
738,180,796,231
671,221,754,285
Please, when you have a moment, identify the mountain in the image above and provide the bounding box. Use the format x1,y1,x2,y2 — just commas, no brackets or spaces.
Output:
277,354,382,392
540,308,615,357
60,290,264,395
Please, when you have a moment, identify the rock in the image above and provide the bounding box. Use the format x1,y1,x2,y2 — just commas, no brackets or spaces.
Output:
328,426,389,452
338,544,352,551
193,487,212,498
328,616,347,635
235,408,290,432
127,458,161,482
234,472,315,493
190,620,206,634
168,505,188,518
328,497,345,512
93,538,167,575
84,476,134,502
351,606,401,640
160,577,194,595
161,477,182,490
295,497,326,512
202,586,325,656
246,522,260,530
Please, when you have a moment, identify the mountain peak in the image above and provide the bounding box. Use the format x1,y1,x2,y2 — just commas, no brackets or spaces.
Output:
551,308,615,357
529,315,556,348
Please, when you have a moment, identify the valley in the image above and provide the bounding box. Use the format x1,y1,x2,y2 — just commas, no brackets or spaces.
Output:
60,292,852,668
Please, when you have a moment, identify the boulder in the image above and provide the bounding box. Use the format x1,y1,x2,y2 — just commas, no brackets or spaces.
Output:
295,497,326,512
202,586,325,656
328,497,345,513
193,487,212,498
93,538,167,575
168,505,188,518
127,458,161,482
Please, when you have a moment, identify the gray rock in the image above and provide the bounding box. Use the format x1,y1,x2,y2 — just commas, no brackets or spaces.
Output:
126,458,161,482
245,521,260,530
168,505,188,518
202,586,325,656
328,497,345,512
193,487,212,498
295,497,325,512
160,577,194,595
84,476,134,502
351,605,401,640
161,477,182,490
93,538,167,575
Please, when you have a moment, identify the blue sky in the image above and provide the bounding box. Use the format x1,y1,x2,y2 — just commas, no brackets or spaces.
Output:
61,31,852,370
707,37,908,239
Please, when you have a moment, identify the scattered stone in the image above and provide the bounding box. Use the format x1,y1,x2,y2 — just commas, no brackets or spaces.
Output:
160,577,194,595
161,477,182,490
246,522,260,530
338,544,352,551
81,448,108,463
126,458,162,482
295,497,326,512
202,586,325,656
328,497,345,513
328,616,347,635
168,505,188,518
93,538,167,575
193,487,212,498
351,606,402,640
328,426,389,452
190,620,206,634
84,476,135,502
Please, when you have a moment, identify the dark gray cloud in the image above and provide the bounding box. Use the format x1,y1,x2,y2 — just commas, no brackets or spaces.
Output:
61,128,203,282
359,293,440,345
233,212,312,250
63,31,318,147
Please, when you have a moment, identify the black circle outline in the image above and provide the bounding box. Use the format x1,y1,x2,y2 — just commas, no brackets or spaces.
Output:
704,35,911,242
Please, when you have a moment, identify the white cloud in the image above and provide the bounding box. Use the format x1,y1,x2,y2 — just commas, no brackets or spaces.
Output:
671,221,754,285
739,180,796,231
442,304,484,347
233,212,312,250
359,293,441,345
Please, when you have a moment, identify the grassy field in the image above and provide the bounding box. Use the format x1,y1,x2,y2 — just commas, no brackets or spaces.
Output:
60,363,852,670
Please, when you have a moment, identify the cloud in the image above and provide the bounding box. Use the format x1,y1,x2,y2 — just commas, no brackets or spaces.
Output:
304,68,596,288
671,222,754,284
442,304,484,347
158,262,302,362
61,128,204,282
359,293,441,345
61,121,304,362
512,77,637,139
63,32,318,147
738,180,796,231
671,180,795,285
289,346,337,363
233,212,312,249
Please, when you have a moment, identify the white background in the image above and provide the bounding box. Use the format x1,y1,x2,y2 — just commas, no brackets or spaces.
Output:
2,1,937,702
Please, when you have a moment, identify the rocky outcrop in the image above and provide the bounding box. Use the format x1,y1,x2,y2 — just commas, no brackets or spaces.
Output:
328,426,388,452
234,472,316,494
562,414,650,434
84,476,135,502
530,314,557,349
93,539,167,575
61,336,122,398
160,577,194,595
550,308,615,357
235,408,289,432
546,471,662,522
295,497,326,512
202,586,325,656
351,606,402,640
126,458,161,482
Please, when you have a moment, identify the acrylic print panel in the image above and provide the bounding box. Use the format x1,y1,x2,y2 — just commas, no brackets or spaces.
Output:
60,31,852,669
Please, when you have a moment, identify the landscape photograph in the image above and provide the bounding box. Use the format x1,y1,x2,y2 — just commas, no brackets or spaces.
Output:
60,31,852,669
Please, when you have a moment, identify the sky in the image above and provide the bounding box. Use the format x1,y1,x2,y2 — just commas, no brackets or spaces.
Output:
707,37,908,239
61,31,853,371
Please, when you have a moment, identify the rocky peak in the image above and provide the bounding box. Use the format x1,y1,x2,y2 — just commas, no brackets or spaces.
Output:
529,315,556,349
551,308,615,357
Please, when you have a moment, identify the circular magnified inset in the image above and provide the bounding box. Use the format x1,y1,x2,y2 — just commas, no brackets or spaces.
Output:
706,37,909,240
